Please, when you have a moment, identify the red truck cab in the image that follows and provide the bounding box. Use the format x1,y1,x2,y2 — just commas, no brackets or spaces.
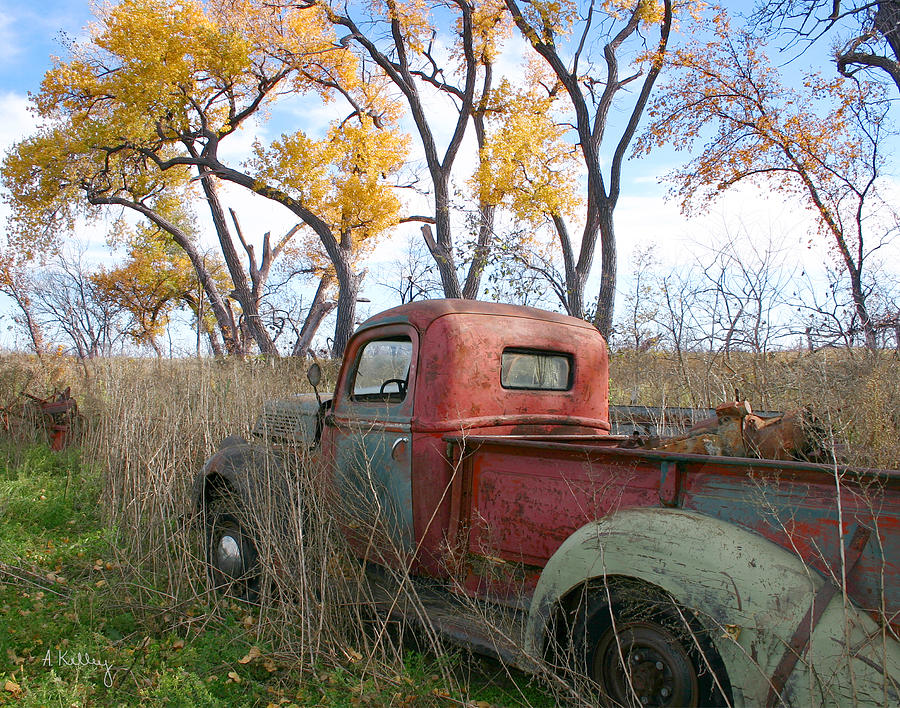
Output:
321,299,610,577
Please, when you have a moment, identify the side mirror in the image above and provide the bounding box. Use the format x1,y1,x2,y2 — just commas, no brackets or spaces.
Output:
307,362,323,408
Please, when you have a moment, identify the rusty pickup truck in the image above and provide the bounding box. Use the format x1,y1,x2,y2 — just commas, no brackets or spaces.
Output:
194,299,899,707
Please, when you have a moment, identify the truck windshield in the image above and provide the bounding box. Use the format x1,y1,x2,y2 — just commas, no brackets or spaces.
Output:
501,349,572,391
351,337,413,402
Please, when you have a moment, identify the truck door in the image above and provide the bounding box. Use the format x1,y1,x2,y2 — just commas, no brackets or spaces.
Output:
326,326,417,566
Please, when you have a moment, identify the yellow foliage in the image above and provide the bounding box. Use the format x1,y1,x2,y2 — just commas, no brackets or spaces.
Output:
2,122,194,261
602,0,665,25
252,111,408,268
459,0,512,64
517,0,578,41
376,0,433,53
93,222,231,347
34,0,355,150
472,80,581,225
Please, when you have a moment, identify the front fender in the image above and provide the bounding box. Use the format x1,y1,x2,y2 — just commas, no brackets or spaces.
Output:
190,439,289,513
526,507,899,707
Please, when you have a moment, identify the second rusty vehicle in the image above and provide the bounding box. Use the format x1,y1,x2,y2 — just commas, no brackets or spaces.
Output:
194,299,900,707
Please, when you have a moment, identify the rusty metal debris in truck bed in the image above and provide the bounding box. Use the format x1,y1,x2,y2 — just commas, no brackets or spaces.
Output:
620,399,828,461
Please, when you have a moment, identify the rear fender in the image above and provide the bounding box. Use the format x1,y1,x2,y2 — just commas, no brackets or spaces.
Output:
526,508,899,707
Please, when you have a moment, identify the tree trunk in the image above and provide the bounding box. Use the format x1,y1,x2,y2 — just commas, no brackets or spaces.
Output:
426,178,462,299
331,268,360,358
462,202,495,300
292,276,336,357
848,268,878,350
592,204,617,339
197,171,279,356
3,274,45,358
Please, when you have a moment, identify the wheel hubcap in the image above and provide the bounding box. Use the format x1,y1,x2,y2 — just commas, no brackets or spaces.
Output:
216,533,243,577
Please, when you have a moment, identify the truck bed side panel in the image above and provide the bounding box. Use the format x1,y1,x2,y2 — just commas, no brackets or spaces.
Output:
451,437,900,622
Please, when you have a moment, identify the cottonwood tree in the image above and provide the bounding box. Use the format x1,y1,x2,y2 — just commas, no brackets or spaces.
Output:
503,0,675,337
753,1,900,92
472,67,583,310
2,135,245,355
31,0,291,353
318,0,511,301
250,109,409,351
642,14,895,350
8,0,396,357
91,218,235,356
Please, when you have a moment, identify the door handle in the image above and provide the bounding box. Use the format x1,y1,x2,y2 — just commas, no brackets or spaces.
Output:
391,436,410,460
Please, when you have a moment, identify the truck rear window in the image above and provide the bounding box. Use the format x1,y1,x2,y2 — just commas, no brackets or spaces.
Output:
501,349,572,391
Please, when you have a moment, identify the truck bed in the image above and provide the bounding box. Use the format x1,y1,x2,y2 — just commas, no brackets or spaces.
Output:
445,434,900,629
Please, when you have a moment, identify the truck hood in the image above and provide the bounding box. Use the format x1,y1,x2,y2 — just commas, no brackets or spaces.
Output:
252,393,333,445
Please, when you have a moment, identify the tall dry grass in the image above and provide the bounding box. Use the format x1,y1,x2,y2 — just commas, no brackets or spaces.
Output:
2,355,510,698
71,357,383,673
2,347,898,705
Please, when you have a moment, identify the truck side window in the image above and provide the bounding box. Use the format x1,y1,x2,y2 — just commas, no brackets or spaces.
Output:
501,349,572,391
351,337,413,402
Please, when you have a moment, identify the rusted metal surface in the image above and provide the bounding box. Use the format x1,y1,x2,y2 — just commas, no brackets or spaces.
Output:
322,323,417,567
2,387,79,450
445,435,900,630
355,299,610,434
322,302,611,577
766,524,872,707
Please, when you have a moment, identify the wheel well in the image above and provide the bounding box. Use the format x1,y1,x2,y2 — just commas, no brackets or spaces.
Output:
546,574,637,660
545,575,734,705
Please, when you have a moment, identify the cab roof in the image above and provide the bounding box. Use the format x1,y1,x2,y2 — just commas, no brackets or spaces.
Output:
357,298,599,335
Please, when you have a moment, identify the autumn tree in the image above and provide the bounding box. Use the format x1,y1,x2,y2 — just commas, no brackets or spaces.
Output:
8,0,401,356
318,0,511,300
503,0,674,338
2,132,244,356
472,66,583,310
91,219,229,356
753,1,900,92
249,109,409,351
642,14,895,350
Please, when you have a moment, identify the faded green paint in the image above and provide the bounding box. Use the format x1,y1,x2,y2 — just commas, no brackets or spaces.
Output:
253,393,331,444
333,421,414,555
525,508,899,706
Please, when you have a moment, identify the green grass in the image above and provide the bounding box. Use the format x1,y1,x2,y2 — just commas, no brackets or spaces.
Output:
0,443,553,706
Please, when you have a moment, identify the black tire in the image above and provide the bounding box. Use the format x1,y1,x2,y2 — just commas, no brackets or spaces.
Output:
205,495,260,602
570,579,731,707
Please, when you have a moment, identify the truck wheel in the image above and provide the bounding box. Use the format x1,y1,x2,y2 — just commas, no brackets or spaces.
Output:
571,579,730,707
205,495,260,602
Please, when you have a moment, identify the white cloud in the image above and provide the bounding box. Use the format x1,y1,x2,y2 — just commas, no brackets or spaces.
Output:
0,92,35,153
0,11,22,63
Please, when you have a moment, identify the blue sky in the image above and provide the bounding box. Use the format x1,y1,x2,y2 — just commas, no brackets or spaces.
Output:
0,2,92,93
